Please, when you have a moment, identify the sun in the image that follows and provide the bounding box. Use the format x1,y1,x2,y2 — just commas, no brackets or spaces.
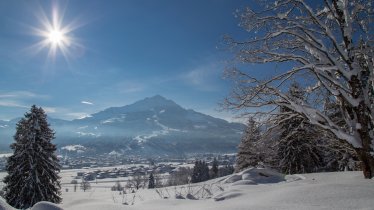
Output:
48,29,65,45
28,3,83,61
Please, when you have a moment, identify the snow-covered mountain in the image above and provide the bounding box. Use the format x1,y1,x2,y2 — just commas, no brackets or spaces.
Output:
0,95,244,155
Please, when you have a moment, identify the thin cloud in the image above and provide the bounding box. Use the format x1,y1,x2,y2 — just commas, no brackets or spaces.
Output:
81,101,94,105
43,106,57,113
183,62,222,92
0,91,49,99
66,112,92,119
0,100,28,108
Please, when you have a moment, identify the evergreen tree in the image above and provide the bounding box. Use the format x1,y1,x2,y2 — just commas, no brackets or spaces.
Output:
235,117,261,172
276,124,322,174
148,173,155,189
218,165,235,177
210,158,219,178
3,105,61,209
191,161,210,183
320,99,359,171
201,161,210,181
191,161,201,183
276,83,322,174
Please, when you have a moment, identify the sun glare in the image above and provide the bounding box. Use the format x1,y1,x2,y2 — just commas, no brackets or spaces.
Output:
28,3,83,61
48,29,64,45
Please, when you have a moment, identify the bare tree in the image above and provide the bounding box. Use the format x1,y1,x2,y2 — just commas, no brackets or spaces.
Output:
128,174,146,190
153,173,164,188
80,180,91,192
224,0,374,178
111,181,124,191
167,167,192,186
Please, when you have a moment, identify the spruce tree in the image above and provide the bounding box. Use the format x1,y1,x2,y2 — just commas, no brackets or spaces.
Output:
3,105,61,209
211,158,219,178
148,173,155,189
321,99,359,171
191,160,210,183
191,161,202,183
276,83,322,174
201,161,210,181
276,124,322,174
235,117,261,172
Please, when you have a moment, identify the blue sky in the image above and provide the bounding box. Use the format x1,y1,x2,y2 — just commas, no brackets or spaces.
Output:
0,0,252,121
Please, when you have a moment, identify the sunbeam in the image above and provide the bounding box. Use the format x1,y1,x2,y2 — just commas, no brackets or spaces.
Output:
28,2,83,61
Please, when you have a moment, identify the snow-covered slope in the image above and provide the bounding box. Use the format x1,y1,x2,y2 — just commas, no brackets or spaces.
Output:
60,170,373,210
1,170,373,210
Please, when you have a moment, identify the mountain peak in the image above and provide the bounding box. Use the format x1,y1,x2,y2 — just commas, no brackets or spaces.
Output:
91,95,181,120
148,95,165,100
136,95,178,108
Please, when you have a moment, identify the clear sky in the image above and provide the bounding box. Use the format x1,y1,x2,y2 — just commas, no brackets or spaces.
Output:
0,0,251,121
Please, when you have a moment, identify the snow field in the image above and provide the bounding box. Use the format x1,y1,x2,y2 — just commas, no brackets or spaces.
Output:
1,168,374,210
59,168,374,210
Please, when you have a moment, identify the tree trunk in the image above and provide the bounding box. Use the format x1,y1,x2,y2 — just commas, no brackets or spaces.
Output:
356,148,374,179
355,101,374,179
354,110,374,179
349,77,374,179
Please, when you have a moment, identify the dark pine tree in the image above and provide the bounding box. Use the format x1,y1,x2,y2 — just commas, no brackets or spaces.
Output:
191,161,210,183
148,173,155,189
3,105,61,209
201,161,210,182
191,161,202,183
210,158,219,178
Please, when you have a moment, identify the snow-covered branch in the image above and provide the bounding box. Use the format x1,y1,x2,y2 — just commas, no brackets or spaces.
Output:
224,0,374,178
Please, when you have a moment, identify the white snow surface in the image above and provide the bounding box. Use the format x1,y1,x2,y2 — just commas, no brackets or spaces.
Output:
61,145,86,152
0,198,63,210
31,202,63,210
0,197,15,210
133,119,183,143
1,169,374,210
0,153,12,158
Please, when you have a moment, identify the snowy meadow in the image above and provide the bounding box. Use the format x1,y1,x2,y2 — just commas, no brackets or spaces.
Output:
2,167,374,210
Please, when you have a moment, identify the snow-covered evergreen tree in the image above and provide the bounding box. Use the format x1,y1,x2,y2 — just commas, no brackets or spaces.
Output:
276,83,322,174
276,124,322,174
3,105,61,209
320,99,359,171
235,117,262,172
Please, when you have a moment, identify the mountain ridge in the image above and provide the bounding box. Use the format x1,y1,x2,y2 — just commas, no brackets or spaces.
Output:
0,95,244,155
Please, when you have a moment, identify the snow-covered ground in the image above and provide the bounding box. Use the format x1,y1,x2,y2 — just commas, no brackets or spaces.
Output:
59,169,374,210
1,169,374,210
